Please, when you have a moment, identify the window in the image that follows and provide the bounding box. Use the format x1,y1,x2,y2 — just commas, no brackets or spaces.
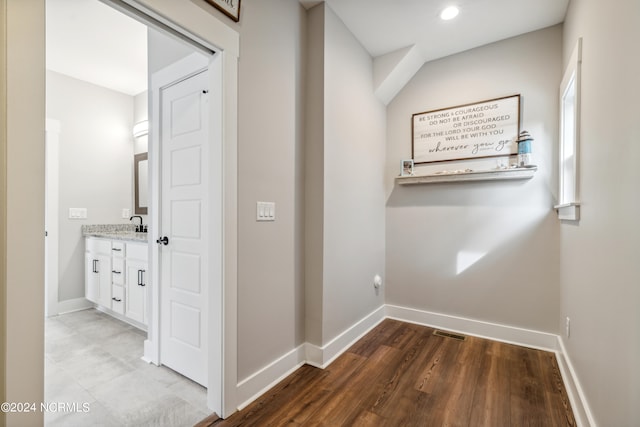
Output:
556,38,582,221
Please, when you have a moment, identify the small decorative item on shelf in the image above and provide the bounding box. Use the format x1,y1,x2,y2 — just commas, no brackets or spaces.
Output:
517,130,535,167
401,159,415,176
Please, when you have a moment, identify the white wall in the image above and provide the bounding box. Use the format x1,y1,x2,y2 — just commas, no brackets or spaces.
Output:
235,0,307,382
46,70,134,302
304,3,386,347
321,4,386,343
561,0,640,425
385,26,562,333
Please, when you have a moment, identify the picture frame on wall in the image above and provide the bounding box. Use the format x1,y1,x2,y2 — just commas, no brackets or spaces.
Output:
401,159,415,176
411,94,521,164
204,0,241,22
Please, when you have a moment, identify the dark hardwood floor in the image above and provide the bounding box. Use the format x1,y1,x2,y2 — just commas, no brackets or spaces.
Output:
205,319,575,427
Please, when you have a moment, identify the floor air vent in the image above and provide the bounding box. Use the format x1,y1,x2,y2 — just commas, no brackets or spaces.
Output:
433,330,466,341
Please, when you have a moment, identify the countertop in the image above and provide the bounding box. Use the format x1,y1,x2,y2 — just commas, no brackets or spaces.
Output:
82,224,149,243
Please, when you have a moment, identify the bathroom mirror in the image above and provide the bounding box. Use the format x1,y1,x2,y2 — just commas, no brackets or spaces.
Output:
134,152,148,215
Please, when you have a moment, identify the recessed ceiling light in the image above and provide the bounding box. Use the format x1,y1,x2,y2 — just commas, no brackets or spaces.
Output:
440,6,460,20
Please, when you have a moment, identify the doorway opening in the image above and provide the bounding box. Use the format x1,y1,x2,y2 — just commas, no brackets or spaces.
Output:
44,0,224,423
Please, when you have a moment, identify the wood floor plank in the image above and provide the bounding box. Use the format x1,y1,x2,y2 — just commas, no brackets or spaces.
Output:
438,337,488,426
370,328,443,421
538,351,577,427
302,345,401,427
347,319,404,357
509,346,553,427
414,335,462,395
213,320,576,427
282,353,367,425
468,341,512,426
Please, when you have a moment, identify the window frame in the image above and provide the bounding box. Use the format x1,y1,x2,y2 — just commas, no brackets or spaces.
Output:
555,38,582,221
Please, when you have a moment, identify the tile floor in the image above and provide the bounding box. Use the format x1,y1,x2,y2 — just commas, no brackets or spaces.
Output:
45,308,211,426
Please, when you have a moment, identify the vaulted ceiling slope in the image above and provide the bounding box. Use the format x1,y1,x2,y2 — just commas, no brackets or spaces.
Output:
301,0,569,104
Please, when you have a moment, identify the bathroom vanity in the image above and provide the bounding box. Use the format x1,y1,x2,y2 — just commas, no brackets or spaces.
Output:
83,225,149,329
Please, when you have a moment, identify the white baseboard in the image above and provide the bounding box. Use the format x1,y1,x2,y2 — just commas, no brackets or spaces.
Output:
236,344,306,410
305,305,386,368
385,304,557,351
94,305,147,332
555,336,596,427
56,298,93,314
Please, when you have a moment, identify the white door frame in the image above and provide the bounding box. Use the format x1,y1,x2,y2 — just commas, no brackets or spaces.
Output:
94,0,239,417
45,118,61,318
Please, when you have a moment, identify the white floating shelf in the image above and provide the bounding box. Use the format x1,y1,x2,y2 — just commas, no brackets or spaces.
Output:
396,166,537,185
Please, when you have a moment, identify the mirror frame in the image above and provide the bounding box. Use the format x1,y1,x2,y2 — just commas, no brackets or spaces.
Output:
134,152,148,215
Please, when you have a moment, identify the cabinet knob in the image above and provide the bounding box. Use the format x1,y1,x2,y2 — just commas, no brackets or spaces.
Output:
156,236,169,246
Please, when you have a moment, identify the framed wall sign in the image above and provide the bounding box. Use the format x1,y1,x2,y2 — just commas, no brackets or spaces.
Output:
205,0,241,22
412,95,521,164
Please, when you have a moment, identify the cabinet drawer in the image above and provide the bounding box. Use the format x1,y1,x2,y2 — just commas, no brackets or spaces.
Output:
111,285,124,314
111,258,125,285
111,241,126,256
126,243,148,261
86,238,111,255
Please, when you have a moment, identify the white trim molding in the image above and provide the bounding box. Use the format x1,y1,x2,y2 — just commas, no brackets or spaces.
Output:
305,305,386,368
236,345,307,411
56,298,94,315
385,304,557,351
555,337,597,427
555,202,581,221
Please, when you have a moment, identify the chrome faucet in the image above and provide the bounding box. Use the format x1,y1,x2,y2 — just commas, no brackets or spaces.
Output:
130,215,144,232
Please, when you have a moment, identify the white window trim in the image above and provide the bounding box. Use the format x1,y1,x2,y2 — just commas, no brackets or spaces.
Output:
555,38,582,221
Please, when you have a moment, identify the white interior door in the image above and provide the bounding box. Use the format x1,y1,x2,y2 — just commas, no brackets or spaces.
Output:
159,69,209,387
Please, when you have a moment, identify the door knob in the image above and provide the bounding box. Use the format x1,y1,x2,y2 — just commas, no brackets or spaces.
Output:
156,236,169,245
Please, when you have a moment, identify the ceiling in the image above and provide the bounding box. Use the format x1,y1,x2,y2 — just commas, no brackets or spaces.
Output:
308,0,569,61
46,0,569,97
46,0,147,96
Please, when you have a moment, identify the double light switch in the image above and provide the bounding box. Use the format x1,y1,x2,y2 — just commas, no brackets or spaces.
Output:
256,201,275,221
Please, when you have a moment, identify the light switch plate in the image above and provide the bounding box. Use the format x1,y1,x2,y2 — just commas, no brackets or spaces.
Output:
69,208,87,219
256,201,275,221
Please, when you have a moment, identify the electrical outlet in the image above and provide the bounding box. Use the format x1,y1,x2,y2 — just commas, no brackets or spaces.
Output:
565,317,571,338
373,274,382,289
69,208,87,219
122,208,131,218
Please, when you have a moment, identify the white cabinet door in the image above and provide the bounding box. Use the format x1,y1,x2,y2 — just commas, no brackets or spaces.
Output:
85,252,99,304
85,238,112,307
126,260,147,325
85,251,111,306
